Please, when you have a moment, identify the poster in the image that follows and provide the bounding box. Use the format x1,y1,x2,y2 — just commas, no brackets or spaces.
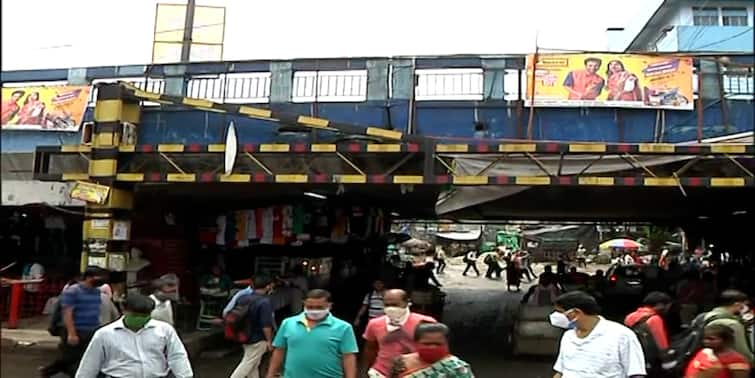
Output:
70,181,110,204
1,85,92,131
526,54,694,110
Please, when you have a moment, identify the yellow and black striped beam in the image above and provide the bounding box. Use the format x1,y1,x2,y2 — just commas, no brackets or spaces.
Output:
37,142,755,156
119,82,406,142
36,172,755,188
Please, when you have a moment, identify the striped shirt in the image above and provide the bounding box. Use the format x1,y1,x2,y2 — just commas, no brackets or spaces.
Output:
363,291,385,318
60,284,102,331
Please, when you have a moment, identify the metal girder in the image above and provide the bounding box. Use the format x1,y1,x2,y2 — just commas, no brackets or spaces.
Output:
33,142,755,188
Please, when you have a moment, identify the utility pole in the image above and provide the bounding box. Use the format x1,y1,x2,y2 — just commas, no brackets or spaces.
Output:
180,0,196,63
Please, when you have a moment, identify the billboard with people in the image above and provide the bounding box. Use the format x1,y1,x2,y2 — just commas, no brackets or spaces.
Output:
1,85,92,131
526,54,694,110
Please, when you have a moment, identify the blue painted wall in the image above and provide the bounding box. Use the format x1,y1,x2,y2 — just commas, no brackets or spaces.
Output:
2,99,752,152
677,26,754,52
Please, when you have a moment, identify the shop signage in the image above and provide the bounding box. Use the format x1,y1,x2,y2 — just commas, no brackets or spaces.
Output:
526,53,693,110
70,181,111,204
1,85,92,131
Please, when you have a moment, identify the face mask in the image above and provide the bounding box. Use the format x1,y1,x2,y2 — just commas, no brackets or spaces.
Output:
549,310,576,329
740,305,753,321
155,291,178,302
384,306,409,325
416,345,449,363
93,278,106,287
123,314,151,331
304,308,330,320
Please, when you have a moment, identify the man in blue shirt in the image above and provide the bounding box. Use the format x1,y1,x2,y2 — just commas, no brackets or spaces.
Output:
230,275,275,378
41,266,106,377
266,289,358,378
223,278,254,317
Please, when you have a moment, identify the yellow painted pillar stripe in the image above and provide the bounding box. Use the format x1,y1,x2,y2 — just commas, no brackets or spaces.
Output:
366,127,403,140
88,159,118,177
297,116,330,129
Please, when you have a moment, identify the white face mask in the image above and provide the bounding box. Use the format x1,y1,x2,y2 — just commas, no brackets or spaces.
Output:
549,310,575,329
304,308,330,320
384,306,409,325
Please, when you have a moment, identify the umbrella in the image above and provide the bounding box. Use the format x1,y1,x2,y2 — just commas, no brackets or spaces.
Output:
599,239,643,250
401,238,431,249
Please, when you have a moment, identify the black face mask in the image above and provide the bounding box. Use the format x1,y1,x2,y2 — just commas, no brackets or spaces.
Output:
92,278,106,287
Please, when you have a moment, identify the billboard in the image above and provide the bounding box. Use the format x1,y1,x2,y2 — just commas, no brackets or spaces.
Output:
152,3,226,63
1,85,92,131
526,54,694,110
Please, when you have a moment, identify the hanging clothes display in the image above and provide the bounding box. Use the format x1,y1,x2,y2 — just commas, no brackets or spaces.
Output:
215,215,227,246
246,210,257,242
236,211,249,247
260,207,274,245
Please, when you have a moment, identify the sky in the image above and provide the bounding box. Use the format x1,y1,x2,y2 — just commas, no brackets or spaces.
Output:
1,0,663,71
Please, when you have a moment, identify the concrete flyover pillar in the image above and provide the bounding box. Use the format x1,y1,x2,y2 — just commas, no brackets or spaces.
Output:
81,83,140,273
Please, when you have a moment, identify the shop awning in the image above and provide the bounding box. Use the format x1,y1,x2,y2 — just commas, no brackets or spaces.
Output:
435,229,482,241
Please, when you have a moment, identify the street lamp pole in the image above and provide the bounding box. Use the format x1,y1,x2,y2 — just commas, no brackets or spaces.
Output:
180,0,196,63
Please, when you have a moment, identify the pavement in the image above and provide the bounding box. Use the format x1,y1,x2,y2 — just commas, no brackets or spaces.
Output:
1,259,566,377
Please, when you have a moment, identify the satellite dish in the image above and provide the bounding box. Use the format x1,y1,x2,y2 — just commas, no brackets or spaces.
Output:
224,121,238,176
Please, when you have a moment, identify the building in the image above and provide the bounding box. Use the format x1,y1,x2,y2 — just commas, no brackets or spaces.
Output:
625,0,754,52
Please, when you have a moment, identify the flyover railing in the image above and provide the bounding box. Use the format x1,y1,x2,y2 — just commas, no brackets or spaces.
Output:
3,55,752,105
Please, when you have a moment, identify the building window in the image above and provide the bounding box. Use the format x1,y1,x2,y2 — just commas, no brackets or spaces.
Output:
693,7,719,26
722,7,748,26
414,68,484,101
292,70,367,102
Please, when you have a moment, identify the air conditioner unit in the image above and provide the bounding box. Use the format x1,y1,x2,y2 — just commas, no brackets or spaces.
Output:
122,122,137,145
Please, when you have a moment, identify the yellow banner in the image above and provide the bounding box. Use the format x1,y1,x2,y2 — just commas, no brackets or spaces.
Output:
70,181,110,205
526,54,694,110
1,85,91,131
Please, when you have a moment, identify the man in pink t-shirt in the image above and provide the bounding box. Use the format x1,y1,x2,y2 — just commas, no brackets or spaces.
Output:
362,289,437,378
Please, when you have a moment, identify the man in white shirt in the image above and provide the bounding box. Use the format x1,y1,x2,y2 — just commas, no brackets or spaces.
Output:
550,291,646,378
75,293,193,378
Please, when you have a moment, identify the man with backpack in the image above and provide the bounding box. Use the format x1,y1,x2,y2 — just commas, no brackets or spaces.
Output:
705,290,754,364
625,292,673,376
462,250,480,277
227,275,276,378
41,266,108,377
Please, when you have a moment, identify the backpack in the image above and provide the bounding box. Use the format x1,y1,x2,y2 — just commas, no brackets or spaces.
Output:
484,254,495,265
464,252,475,263
47,297,64,336
223,294,262,343
630,315,662,374
661,311,737,374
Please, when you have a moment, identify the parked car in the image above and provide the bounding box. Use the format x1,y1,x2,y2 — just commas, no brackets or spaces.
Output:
603,263,660,298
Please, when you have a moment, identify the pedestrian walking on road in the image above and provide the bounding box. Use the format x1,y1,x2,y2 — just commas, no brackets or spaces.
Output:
354,279,387,327
506,255,522,291
41,266,108,377
551,291,647,378
462,250,480,277
484,252,503,280
434,246,447,275
229,275,276,378
266,289,358,378
363,289,437,378
74,293,193,378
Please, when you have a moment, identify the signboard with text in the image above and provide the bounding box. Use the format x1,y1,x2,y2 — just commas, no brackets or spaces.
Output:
526,53,694,110
1,85,92,131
